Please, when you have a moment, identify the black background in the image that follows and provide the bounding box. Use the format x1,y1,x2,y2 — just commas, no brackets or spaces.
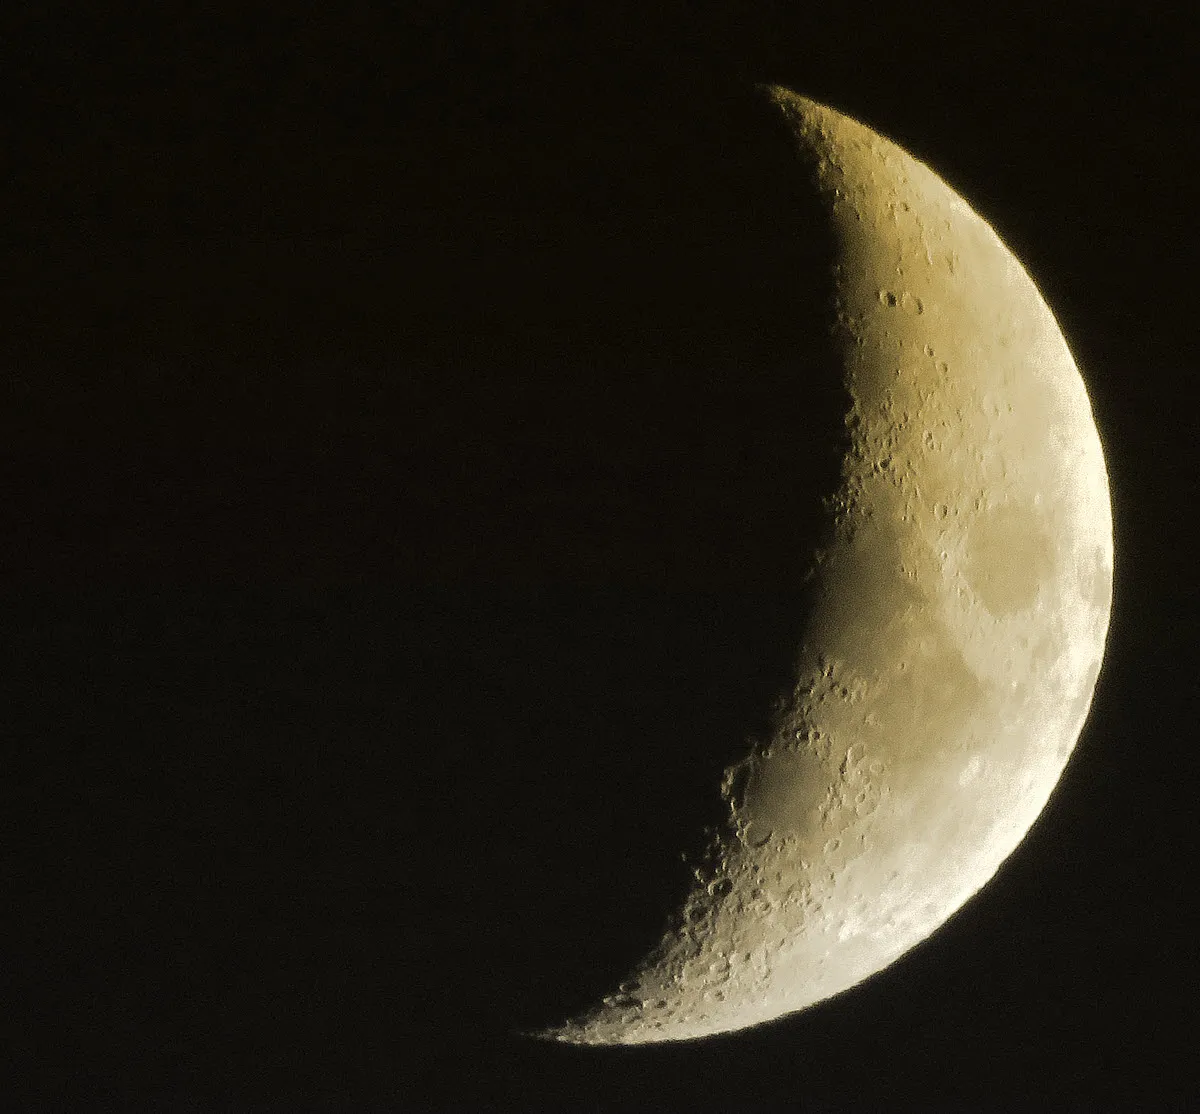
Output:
3,4,1196,1109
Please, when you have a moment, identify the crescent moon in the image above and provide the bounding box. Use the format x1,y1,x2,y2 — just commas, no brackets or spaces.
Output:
534,87,1114,1045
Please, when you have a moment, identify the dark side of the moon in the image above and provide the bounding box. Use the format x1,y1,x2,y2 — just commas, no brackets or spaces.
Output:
4,67,864,1094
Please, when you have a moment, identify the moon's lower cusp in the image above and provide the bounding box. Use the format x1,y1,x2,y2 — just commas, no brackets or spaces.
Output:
537,87,1113,1045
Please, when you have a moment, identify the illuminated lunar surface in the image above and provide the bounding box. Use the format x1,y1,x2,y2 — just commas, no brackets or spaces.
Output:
534,88,1113,1045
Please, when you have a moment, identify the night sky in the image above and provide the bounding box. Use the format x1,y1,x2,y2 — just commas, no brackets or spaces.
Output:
3,5,1195,1109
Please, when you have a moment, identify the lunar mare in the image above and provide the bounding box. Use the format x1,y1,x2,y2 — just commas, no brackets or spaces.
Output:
535,88,1113,1044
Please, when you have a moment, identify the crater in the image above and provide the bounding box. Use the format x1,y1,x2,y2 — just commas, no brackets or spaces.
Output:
737,746,832,845
963,503,1052,616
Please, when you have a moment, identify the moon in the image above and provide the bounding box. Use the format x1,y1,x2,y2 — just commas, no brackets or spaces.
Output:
531,87,1113,1045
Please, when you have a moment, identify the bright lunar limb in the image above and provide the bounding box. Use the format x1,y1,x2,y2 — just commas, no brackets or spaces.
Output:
533,88,1113,1044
